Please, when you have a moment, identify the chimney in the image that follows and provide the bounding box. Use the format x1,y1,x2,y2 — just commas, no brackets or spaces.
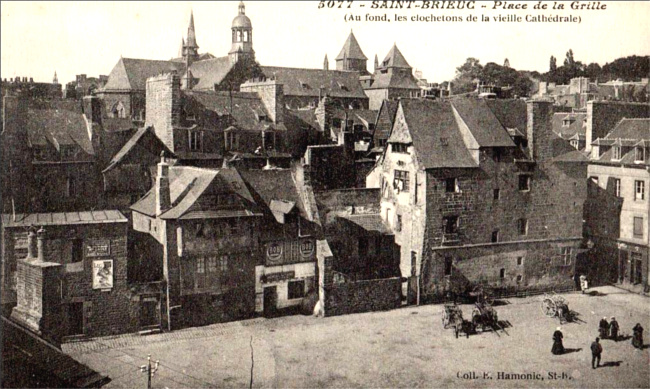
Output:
240,79,285,124
526,100,554,162
27,229,37,259
145,73,181,152
82,96,102,125
156,153,171,216
36,227,46,262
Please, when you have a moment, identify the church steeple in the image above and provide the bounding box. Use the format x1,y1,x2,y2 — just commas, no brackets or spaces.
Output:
374,54,379,71
323,54,329,71
229,1,255,64
335,30,368,75
183,11,199,63
53,71,58,84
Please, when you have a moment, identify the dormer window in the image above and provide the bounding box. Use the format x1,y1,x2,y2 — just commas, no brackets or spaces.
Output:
337,82,349,92
299,80,310,90
188,130,203,152
636,147,645,162
612,146,622,160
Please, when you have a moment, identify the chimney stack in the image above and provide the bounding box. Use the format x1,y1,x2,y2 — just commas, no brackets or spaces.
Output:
36,227,46,262
156,152,171,216
526,100,554,162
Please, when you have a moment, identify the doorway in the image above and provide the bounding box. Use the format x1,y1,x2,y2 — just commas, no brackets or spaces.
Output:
632,253,643,285
140,297,160,329
619,250,628,283
67,302,84,336
263,286,278,317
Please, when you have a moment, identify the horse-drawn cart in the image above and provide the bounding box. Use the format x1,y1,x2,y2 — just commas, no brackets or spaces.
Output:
471,302,499,333
541,292,570,323
442,303,464,338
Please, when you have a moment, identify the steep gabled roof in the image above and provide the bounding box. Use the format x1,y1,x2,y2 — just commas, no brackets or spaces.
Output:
450,98,516,148
103,58,184,91
373,100,399,142
188,56,235,90
395,99,477,169
335,32,368,61
102,127,174,173
260,66,368,99
379,44,411,69
130,166,260,220
485,99,528,137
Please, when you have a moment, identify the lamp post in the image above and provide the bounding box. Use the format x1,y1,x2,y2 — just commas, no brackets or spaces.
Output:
140,354,160,389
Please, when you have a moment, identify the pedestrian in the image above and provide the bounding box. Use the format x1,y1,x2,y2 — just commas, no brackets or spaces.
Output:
599,317,609,339
580,275,588,294
609,317,619,342
552,327,565,355
632,323,644,349
591,337,603,369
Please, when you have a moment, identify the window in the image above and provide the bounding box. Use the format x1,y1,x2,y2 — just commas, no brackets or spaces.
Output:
392,143,409,154
635,180,645,200
635,147,645,162
189,131,203,152
394,170,410,192
197,257,205,274
71,239,83,263
613,146,622,160
219,255,228,272
614,178,621,197
207,256,217,273
396,215,402,232
443,216,459,234
445,178,459,193
243,30,249,42
493,189,500,200
225,132,240,151
491,230,499,243
559,247,572,266
236,30,242,42
518,175,531,191
61,146,76,158
518,218,528,236
499,268,506,279
633,217,644,239
288,280,305,299
516,275,523,284
444,256,453,276
517,257,524,266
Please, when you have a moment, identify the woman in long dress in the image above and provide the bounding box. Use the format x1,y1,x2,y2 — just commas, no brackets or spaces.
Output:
632,323,644,349
552,327,565,355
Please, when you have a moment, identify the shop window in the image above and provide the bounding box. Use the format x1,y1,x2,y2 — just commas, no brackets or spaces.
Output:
288,280,305,299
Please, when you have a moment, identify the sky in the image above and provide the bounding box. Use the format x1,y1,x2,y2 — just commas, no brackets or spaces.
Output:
1,1,649,85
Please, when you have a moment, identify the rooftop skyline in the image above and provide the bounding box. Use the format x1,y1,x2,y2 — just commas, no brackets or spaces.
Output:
1,1,649,85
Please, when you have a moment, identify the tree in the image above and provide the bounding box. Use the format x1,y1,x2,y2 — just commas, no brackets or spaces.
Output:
564,50,575,68
549,56,557,73
452,57,483,94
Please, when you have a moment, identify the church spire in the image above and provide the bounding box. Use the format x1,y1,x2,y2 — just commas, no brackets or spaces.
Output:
183,11,199,63
324,54,329,71
335,30,368,74
53,71,58,84
374,54,379,71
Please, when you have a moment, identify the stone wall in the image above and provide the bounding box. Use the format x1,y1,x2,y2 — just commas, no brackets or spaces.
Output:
145,73,181,152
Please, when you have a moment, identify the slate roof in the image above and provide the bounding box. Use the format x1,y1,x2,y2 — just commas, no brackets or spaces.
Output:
102,126,174,173
603,118,650,140
339,214,392,235
366,69,420,90
260,66,367,99
373,100,399,141
552,112,587,139
451,98,516,148
378,44,411,69
103,57,184,91
186,90,274,132
188,56,235,91
27,108,94,156
2,210,127,228
485,99,528,137
395,99,477,169
239,169,307,219
551,149,590,163
131,166,260,220
335,32,368,61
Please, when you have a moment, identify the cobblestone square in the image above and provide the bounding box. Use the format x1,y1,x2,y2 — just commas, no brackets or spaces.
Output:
63,286,650,388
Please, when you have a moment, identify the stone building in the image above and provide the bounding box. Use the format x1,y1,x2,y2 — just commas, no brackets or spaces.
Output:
1,76,62,100
586,117,650,293
2,211,148,341
367,97,589,303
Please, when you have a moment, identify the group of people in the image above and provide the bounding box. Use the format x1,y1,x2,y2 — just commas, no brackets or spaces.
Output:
551,320,645,369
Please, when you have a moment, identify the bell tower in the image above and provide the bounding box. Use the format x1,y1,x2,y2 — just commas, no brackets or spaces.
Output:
229,1,255,64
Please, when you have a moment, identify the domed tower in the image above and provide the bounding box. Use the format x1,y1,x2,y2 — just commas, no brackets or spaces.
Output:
229,1,255,64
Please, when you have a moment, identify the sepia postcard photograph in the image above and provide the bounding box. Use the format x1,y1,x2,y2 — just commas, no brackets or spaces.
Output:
0,1,649,388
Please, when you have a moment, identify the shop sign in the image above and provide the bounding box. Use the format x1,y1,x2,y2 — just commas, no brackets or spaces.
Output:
87,240,111,257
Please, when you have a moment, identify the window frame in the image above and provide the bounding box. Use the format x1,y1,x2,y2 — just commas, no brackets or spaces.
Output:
612,146,622,160
633,216,644,239
391,143,409,154
560,247,572,266
445,178,460,193
518,175,531,192
635,180,645,201
613,178,621,198
635,147,645,162
443,216,459,234
188,130,204,152
394,170,410,193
